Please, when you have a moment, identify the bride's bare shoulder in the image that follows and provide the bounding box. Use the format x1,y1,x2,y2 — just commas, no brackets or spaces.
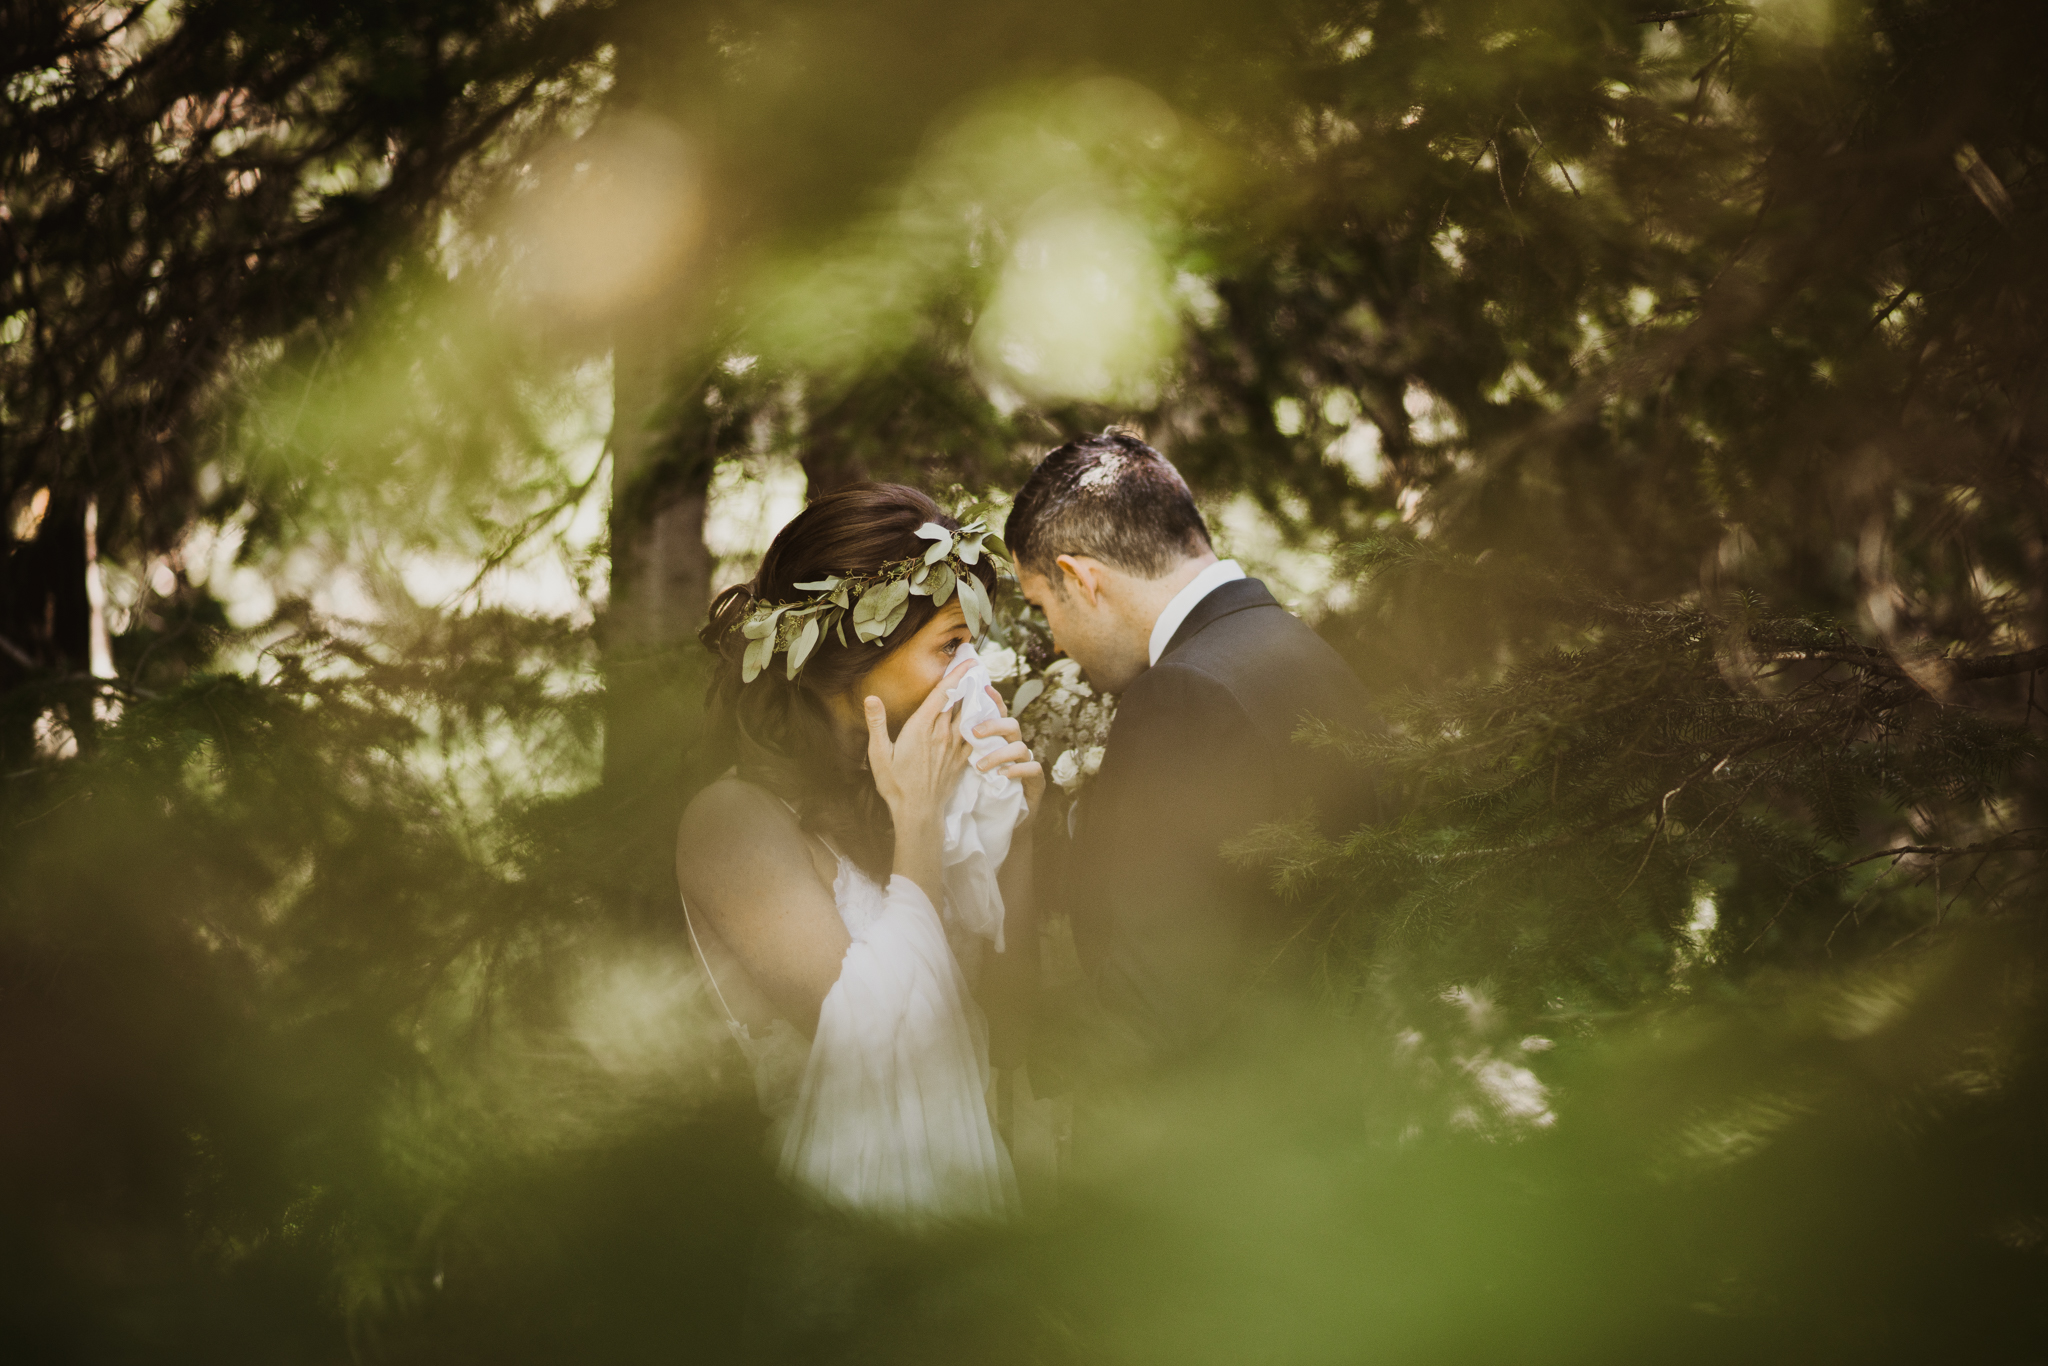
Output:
676,774,807,869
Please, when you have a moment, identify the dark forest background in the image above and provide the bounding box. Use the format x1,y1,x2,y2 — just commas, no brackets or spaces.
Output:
4,1,2046,1361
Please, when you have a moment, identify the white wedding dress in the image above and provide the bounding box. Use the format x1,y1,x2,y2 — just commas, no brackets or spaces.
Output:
686,647,1026,1223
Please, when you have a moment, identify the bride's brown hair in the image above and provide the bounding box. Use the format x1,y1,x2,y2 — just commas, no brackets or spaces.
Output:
700,482,998,880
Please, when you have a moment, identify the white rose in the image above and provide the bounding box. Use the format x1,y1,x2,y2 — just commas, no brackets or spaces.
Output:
1045,658,1085,691
979,645,1018,681
1081,745,1105,777
1051,748,1082,792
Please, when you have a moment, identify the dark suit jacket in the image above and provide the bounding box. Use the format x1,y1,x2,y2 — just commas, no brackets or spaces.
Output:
1065,577,1376,1053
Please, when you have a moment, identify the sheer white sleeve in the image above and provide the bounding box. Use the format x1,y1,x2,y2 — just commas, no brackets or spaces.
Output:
778,875,1020,1221
939,644,1029,952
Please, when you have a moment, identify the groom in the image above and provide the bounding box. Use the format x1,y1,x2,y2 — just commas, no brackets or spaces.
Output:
1007,430,1376,1055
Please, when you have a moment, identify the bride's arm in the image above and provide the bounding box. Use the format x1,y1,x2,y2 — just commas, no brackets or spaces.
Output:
678,664,981,1036
676,780,851,1036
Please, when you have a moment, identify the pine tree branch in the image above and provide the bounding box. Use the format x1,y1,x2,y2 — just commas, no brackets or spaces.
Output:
1615,789,1674,901
452,447,613,604
1947,643,2048,681
1745,831,2048,953
1832,832,2048,872
1635,5,1754,22
1870,284,1914,331
1763,642,2048,684
1516,102,1581,199
1440,726,1805,868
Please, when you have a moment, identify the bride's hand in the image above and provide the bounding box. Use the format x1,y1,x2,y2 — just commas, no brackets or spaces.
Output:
863,659,975,834
973,687,1047,820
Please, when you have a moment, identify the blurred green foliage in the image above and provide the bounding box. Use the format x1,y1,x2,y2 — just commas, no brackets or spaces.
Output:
4,0,2046,1361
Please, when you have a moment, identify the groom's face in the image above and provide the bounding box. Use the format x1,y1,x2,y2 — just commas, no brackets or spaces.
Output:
1017,559,1147,694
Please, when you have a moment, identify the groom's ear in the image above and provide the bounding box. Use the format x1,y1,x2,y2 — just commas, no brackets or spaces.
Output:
1055,554,1105,608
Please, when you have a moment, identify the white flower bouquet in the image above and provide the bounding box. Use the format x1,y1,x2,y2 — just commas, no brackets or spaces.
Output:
979,587,1115,796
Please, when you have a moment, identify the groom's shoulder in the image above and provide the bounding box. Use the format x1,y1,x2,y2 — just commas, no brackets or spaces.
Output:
1157,580,1372,737
1117,654,1252,727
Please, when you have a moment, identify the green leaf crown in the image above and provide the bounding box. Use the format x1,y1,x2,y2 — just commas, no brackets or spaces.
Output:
738,519,1009,683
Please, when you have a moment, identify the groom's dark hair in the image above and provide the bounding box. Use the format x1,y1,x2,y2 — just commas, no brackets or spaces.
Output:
1006,428,1212,583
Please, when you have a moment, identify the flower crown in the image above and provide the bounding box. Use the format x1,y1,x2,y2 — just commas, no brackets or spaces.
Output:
739,519,1009,683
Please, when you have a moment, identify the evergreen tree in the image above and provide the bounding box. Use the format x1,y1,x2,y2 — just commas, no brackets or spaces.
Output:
2,1,2044,1360
1,0,610,763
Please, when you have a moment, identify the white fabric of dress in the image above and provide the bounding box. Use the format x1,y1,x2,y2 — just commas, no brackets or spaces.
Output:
777,860,1018,1221
688,823,1019,1224
938,643,1030,953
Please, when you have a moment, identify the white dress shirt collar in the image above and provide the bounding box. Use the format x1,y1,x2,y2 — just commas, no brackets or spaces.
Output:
1146,559,1246,667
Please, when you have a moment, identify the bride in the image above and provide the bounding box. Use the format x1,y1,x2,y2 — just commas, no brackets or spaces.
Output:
677,483,1044,1223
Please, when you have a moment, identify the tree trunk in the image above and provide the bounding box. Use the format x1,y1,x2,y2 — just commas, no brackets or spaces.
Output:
798,375,878,497
798,422,871,500
603,311,712,797
1,493,95,770
597,3,722,810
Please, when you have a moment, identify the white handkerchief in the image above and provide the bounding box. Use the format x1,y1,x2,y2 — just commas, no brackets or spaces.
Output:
939,643,1028,952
